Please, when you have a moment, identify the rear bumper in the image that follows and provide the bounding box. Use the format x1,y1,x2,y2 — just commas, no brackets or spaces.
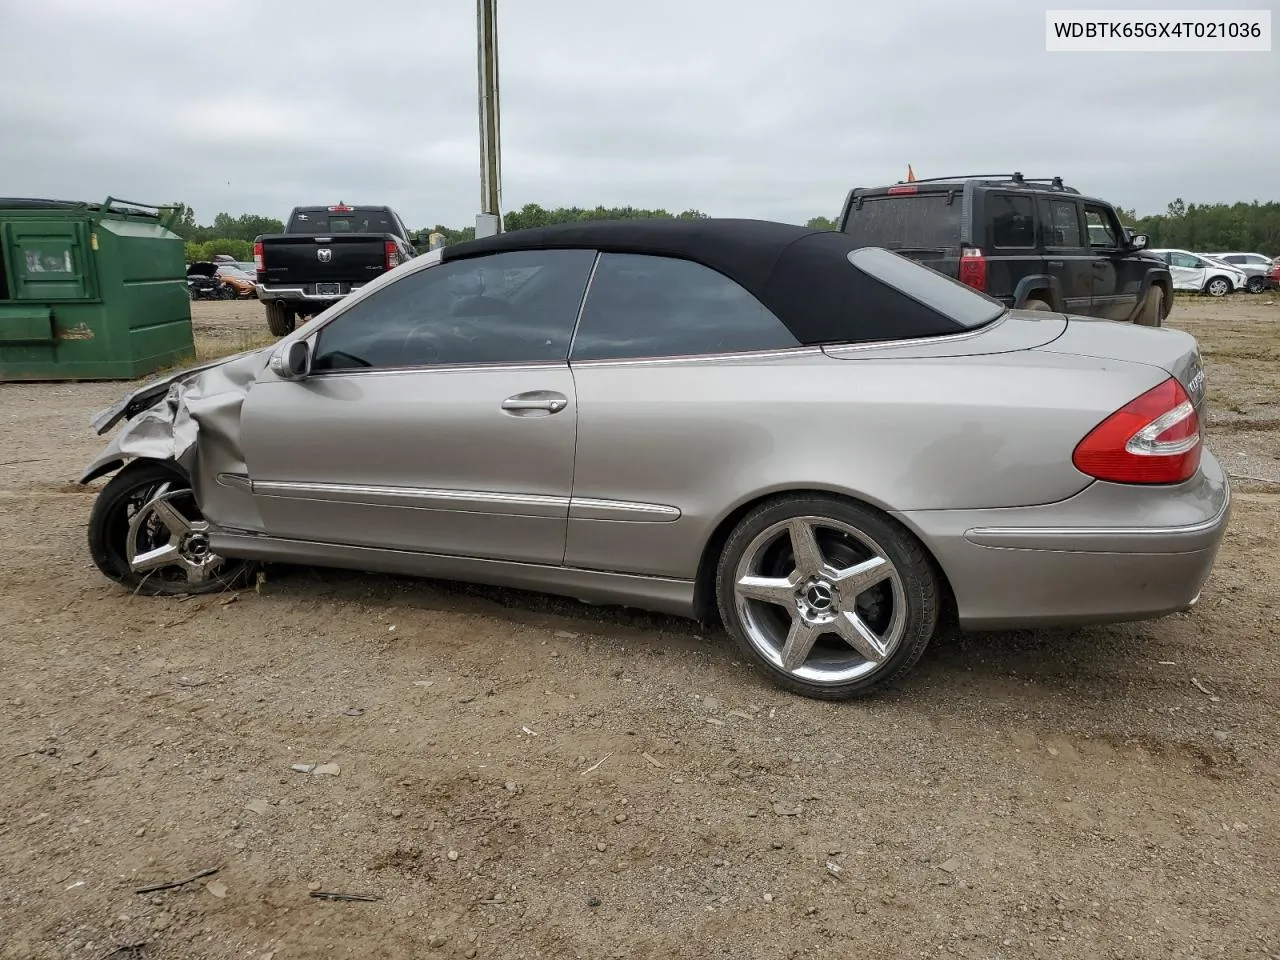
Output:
256,282,366,302
898,451,1231,630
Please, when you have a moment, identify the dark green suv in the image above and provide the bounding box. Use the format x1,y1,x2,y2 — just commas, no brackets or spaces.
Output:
835,173,1173,326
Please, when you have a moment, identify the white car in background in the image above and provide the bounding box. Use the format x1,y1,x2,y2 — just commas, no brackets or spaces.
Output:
1208,252,1277,294
1150,249,1246,298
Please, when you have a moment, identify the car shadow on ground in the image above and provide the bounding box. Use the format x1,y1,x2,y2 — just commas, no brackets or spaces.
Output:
265,563,1157,704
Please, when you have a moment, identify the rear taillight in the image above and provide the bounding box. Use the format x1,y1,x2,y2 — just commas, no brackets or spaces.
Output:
385,241,401,271
887,185,918,195
958,246,987,291
1072,377,1201,485
253,241,264,273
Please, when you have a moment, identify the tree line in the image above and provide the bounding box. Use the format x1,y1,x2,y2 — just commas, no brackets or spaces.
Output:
171,198,1280,263
1114,200,1280,255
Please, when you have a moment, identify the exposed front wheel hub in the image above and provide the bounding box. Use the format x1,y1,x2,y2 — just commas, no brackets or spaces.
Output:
180,531,211,562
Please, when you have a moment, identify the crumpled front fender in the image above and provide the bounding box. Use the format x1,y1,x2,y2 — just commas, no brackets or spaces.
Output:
78,433,137,484
77,350,272,531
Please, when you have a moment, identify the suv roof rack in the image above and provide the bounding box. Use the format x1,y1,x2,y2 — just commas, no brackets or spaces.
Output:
890,172,1079,194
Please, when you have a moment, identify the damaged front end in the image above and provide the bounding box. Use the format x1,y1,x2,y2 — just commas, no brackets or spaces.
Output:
79,348,271,529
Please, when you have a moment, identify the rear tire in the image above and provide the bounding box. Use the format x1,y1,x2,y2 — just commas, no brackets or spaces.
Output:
1022,297,1052,311
715,494,940,701
1134,284,1165,327
265,300,296,337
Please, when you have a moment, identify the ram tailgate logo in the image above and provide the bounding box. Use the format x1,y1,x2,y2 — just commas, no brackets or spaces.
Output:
316,248,333,263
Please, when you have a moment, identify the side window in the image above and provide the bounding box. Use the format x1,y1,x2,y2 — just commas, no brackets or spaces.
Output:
570,253,800,361
1223,255,1245,265
1040,199,1082,249
990,194,1036,248
311,249,596,372
1083,206,1120,248
1169,252,1200,269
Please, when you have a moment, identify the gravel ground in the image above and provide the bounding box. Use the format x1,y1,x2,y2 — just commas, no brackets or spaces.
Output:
1,296,1277,960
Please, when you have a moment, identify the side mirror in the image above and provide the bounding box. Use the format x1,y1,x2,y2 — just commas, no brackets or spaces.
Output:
270,339,311,381
1130,234,1148,250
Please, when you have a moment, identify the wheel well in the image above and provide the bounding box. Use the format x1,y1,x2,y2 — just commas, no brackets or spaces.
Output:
80,456,186,486
1024,288,1052,306
690,488,958,629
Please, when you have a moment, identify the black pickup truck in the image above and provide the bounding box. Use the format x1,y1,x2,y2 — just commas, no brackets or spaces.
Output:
254,203,420,335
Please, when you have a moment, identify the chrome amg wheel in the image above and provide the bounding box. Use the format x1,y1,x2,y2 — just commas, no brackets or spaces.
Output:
716,495,940,700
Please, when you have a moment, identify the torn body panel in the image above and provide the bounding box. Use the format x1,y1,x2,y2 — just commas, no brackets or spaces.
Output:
79,349,271,533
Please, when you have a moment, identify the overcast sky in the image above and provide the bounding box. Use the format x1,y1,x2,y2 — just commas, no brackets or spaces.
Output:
0,0,1273,230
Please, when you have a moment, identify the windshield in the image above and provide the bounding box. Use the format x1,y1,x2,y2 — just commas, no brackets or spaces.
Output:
842,193,962,250
288,208,398,235
847,246,1006,330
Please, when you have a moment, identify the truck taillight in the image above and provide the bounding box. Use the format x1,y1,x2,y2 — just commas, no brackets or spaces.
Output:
1072,377,1201,485
253,241,264,273
385,241,401,271
958,247,987,291
329,203,353,212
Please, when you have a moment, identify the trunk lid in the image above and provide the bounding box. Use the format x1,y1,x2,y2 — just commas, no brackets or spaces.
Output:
1033,315,1208,417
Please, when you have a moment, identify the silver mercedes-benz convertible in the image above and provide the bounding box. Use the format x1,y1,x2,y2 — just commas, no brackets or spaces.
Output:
79,218,1230,700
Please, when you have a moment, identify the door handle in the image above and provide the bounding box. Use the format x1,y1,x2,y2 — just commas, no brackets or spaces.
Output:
502,398,565,412
501,392,568,415
1047,260,1063,267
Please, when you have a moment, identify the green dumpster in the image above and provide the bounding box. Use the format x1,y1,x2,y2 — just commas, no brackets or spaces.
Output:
0,196,196,381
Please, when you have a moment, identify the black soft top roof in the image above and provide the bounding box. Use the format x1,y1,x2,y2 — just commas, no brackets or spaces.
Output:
440,217,979,345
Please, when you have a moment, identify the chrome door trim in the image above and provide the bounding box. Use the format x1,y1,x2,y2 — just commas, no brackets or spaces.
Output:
250,480,680,523
216,472,252,490
252,480,568,518
569,497,681,522
305,359,570,380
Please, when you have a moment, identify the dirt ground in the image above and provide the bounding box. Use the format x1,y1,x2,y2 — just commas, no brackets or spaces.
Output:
2,296,1278,960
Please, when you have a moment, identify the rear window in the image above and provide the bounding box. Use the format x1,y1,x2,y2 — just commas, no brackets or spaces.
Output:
288,208,398,235
841,193,962,250
847,246,1006,330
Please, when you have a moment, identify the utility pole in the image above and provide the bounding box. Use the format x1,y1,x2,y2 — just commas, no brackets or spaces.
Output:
475,0,503,238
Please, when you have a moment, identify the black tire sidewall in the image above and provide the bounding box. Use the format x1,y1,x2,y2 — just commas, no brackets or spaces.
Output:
1137,286,1164,326
265,301,296,337
715,495,940,700
87,460,249,596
